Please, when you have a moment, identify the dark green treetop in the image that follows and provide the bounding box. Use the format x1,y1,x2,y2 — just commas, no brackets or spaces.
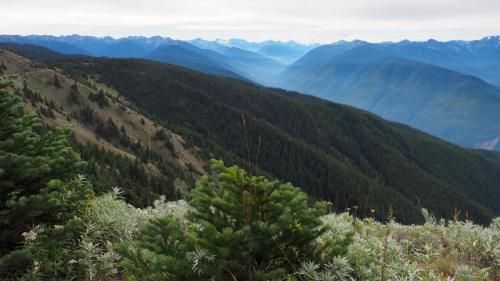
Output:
0,81,94,278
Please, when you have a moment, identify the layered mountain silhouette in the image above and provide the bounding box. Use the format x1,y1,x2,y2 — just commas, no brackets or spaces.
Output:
2,35,499,151
214,38,319,64
189,39,285,84
0,35,295,84
277,39,500,150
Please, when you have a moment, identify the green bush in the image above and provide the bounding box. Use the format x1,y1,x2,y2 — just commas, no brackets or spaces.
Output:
117,216,192,281
119,160,328,280
0,81,94,280
0,176,93,280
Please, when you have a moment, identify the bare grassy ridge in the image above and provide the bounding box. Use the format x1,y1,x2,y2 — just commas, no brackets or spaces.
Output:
0,49,207,191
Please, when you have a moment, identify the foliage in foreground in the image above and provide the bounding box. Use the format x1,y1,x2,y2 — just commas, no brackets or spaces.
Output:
119,160,328,280
0,81,94,279
107,192,500,281
65,180,500,281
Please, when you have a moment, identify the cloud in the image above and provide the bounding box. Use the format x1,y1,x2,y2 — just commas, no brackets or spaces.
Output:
1,0,499,43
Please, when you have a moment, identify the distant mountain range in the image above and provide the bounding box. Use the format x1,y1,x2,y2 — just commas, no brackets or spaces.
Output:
278,37,500,84
276,37,500,151
189,39,286,85
215,38,319,65
0,35,307,85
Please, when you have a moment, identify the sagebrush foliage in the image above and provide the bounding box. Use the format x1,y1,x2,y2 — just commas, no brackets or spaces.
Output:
109,181,500,281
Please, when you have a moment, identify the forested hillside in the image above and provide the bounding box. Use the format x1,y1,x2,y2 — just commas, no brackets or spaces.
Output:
277,44,500,151
42,53,500,224
143,44,249,82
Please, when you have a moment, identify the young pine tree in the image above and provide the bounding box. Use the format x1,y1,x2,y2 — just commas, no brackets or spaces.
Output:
53,74,62,88
0,61,5,75
116,216,192,281
0,81,94,279
68,81,80,104
186,160,327,280
120,160,327,280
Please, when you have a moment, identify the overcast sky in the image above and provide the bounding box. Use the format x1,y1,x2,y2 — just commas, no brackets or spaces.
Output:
1,0,499,43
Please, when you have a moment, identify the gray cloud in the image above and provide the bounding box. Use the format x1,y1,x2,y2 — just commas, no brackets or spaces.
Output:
0,0,499,43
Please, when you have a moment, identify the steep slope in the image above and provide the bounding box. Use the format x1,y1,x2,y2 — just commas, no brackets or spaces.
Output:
0,35,169,57
282,37,500,86
0,48,207,206
278,45,500,150
143,44,250,82
190,39,285,85
475,150,500,166
0,35,254,82
44,54,500,225
0,43,69,61
98,39,149,58
0,35,89,55
464,36,500,85
377,37,500,86
274,40,367,87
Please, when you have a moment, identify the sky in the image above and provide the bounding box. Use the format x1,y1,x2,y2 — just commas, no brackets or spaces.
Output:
1,0,500,44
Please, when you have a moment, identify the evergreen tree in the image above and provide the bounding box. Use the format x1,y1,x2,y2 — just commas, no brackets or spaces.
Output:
80,105,95,125
117,216,192,281
0,61,5,75
164,137,176,156
46,106,55,118
0,81,94,278
120,125,127,135
68,81,79,104
154,128,168,141
154,129,176,155
187,160,327,280
22,79,34,100
120,160,327,280
107,118,120,139
39,105,49,117
89,89,109,108
47,98,56,109
53,74,62,88
119,125,132,147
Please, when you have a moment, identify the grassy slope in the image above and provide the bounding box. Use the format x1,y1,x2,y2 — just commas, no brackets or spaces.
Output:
143,44,251,82
0,49,207,195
